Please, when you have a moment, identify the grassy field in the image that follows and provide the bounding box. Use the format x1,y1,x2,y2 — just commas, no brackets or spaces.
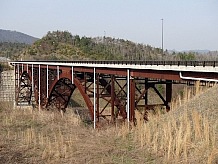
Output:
0,83,217,164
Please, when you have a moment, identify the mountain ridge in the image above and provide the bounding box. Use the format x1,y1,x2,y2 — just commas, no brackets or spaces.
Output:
0,29,38,44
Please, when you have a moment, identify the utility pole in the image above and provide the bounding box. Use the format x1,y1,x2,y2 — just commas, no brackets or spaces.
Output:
103,31,106,43
161,18,164,56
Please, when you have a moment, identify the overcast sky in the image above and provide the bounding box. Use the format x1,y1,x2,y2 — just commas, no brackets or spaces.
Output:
1,0,218,51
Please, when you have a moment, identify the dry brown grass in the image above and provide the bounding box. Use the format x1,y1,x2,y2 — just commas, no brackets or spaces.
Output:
0,82,218,163
132,82,218,163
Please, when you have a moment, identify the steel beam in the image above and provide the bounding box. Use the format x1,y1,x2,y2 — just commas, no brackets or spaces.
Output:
127,69,130,123
71,66,74,84
111,75,115,122
131,69,181,81
130,78,135,121
144,78,148,105
166,80,172,112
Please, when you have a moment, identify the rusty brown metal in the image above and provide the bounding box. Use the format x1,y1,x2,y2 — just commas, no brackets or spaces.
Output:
46,77,75,111
14,61,218,125
16,71,32,105
152,85,170,110
135,88,148,106
46,72,95,119
182,71,218,80
166,80,172,112
144,78,148,106
40,67,47,107
97,76,126,120
131,69,181,81
111,75,115,122
96,68,127,76
33,66,39,105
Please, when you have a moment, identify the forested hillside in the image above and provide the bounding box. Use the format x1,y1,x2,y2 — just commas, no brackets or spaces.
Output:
22,30,164,60
0,42,29,59
0,29,38,60
21,30,200,61
1,30,217,61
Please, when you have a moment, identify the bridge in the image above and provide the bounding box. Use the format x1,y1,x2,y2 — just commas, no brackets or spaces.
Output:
9,60,218,128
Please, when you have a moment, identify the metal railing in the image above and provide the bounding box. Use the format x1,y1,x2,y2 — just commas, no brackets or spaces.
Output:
14,60,218,67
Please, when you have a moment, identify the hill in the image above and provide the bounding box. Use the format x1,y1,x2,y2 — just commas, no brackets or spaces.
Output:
23,30,212,61
0,42,29,59
0,29,38,45
21,30,169,61
3,30,215,61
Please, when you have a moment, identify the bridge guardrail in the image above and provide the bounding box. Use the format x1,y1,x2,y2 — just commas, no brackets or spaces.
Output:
10,60,218,67
58,60,218,67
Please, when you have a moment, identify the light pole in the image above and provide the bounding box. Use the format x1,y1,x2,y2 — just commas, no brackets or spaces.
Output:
103,31,106,43
161,18,164,56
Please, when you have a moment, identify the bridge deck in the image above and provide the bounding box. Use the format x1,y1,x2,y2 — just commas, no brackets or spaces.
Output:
10,60,218,73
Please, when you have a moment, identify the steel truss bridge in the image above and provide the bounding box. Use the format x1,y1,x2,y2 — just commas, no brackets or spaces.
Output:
10,60,218,128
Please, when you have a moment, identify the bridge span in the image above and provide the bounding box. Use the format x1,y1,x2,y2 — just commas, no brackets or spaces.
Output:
10,60,218,128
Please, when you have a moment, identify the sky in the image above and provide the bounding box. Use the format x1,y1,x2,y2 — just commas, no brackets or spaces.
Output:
1,0,218,51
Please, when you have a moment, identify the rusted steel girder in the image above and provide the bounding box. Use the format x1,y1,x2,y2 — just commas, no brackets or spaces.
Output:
15,64,175,124
45,71,94,119
98,76,127,120
46,78,75,111
166,80,172,112
111,75,115,122
16,71,32,105
80,73,127,121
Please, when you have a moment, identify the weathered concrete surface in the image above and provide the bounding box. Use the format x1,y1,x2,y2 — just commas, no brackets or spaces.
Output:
0,70,14,102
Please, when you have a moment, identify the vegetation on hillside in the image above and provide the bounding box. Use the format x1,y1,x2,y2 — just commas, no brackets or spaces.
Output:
21,30,211,61
1,30,218,61
0,42,29,59
22,30,165,60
